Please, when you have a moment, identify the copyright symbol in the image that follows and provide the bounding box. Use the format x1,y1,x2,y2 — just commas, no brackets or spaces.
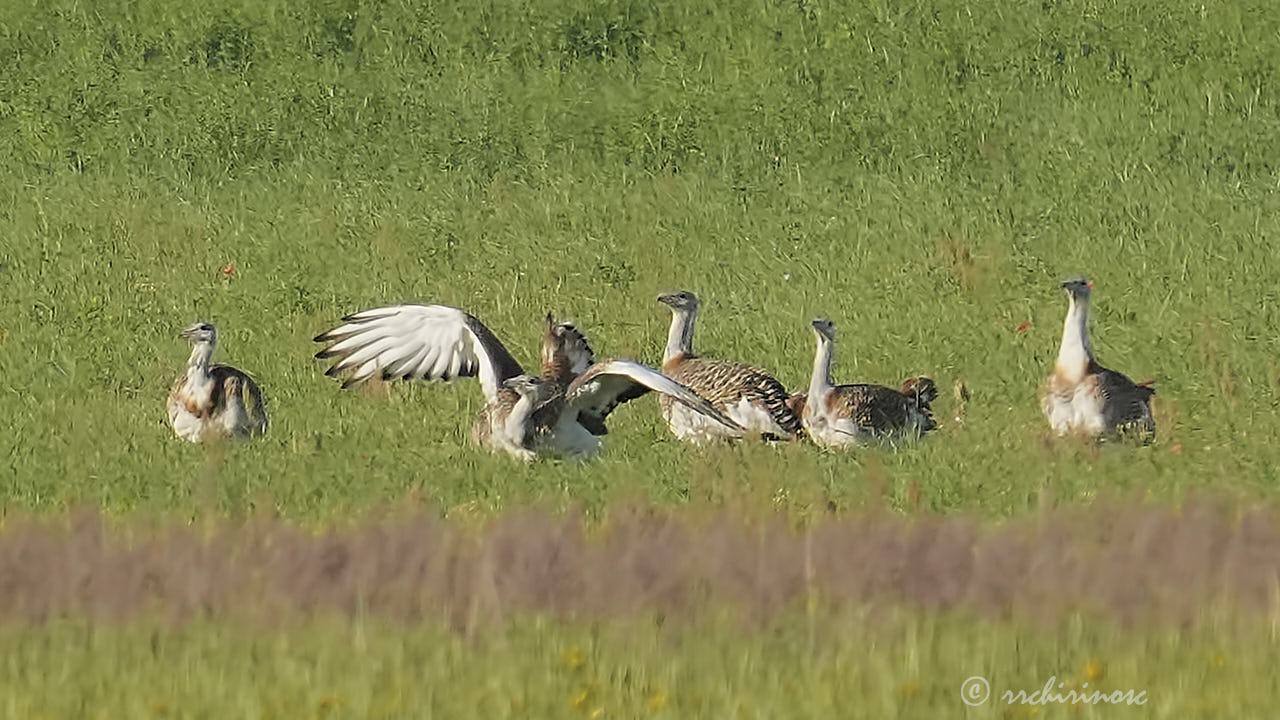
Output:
961,676,990,706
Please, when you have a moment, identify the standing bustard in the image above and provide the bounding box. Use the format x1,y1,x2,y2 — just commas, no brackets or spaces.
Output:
655,291,802,443
797,318,937,449
167,323,268,442
1041,278,1155,439
313,304,740,461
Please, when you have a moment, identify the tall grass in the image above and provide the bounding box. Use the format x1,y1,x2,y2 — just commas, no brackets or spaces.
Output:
2,0,1278,518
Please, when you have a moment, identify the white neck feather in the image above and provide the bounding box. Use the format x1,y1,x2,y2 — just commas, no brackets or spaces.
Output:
1056,296,1094,382
505,392,536,440
807,332,834,407
188,340,215,380
664,308,695,363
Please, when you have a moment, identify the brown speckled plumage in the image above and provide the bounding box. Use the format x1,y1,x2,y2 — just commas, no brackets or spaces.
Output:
1093,368,1156,433
540,314,595,387
169,366,267,426
900,377,939,432
167,323,268,442
785,392,807,422
660,355,802,438
1043,361,1155,437
655,290,801,441
470,387,527,451
1042,279,1155,440
802,319,935,448
824,381,926,430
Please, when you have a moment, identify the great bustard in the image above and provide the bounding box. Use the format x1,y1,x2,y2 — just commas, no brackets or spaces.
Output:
797,319,937,449
313,304,741,461
655,291,802,443
166,323,268,442
1041,278,1155,439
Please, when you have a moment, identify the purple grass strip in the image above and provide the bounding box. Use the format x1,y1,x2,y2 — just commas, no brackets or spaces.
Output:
1,498,1278,627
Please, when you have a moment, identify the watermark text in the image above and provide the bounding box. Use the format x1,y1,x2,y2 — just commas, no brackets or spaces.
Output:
961,675,1148,707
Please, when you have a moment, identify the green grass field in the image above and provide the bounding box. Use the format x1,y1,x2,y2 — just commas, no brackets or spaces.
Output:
2,0,1279,715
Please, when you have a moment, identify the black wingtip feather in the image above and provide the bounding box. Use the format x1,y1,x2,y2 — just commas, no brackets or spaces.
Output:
577,412,609,436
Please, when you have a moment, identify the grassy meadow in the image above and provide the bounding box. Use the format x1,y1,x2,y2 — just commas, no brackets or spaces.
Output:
3,0,1280,517
2,0,1280,714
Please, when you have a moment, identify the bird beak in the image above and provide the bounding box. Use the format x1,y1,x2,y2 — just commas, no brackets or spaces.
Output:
1086,280,1094,290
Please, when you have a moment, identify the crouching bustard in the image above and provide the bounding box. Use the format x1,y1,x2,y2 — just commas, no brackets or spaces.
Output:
313,304,740,461
655,291,802,443
797,318,937,449
167,322,268,442
1042,278,1155,439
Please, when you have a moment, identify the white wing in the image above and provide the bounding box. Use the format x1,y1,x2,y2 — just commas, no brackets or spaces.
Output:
565,359,742,431
314,305,524,403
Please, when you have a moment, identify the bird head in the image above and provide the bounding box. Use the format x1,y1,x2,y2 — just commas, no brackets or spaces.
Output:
656,290,699,313
810,318,836,341
502,374,553,402
180,322,217,344
1061,277,1094,301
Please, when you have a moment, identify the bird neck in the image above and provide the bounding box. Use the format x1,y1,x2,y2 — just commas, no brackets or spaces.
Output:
506,390,540,438
807,333,834,405
1056,296,1094,382
188,340,215,378
664,308,695,363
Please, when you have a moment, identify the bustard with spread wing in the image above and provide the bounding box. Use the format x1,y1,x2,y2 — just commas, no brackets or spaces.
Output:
655,291,802,443
313,304,740,460
798,319,937,449
167,323,268,442
1041,278,1155,439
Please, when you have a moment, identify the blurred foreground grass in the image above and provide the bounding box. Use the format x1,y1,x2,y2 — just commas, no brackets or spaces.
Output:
3,613,1275,719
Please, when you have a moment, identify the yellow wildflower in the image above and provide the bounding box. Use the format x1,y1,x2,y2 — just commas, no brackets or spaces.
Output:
644,690,668,712
1082,659,1104,683
561,646,586,670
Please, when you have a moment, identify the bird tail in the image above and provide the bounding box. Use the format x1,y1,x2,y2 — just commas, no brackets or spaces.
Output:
241,377,269,434
784,392,807,420
541,313,595,385
900,377,938,410
900,377,938,433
